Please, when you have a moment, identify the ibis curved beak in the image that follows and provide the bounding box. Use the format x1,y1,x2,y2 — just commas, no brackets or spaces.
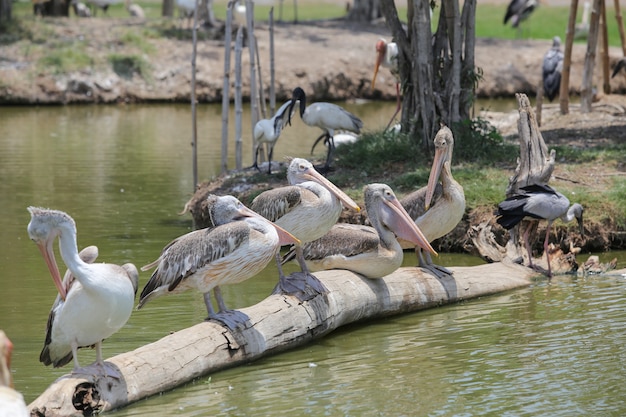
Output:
382,196,437,256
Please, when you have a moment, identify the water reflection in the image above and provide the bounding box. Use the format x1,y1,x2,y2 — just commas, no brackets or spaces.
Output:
1,104,625,416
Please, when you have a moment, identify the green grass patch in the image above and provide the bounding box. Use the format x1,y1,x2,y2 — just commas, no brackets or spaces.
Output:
38,45,93,74
119,30,156,54
108,53,152,80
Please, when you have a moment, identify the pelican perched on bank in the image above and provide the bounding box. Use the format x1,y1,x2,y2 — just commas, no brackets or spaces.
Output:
504,0,537,33
139,195,299,326
252,99,293,174
288,87,363,173
284,183,436,278
543,36,564,102
496,183,584,277
27,207,138,376
372,38,401,130
0,331,28,417
400,126,465,278
251,158,360,293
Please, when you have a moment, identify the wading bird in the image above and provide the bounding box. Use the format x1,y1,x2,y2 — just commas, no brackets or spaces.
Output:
288,87,363,173
251,158,360,293
252,99,293,174
139,195,299,327
27,207,138,377
543,36,564,102
0,331,28,417
283,183,436,278
496,183,584,277
400,126,465,278
504,0,537,35
372,38,400,130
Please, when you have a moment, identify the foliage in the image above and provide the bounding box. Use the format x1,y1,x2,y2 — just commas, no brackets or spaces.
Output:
451,117,517,164
608,179,626,229
108,53,152,81
119,30,156,54
38,45,93,74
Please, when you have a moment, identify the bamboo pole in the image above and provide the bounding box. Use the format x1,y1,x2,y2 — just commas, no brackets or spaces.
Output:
614,0,626,55
220,2,235,175
560,0,578,115
234,27,244,171
246,0,257,168
29,262,533,416
269,7,276,117
190,0,199,194
600,0,610,94
581,0,601,112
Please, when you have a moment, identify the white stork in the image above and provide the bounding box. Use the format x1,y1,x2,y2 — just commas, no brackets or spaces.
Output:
399,126,465,278
496,183,584,277
288,87,363,173
372,38,401,130
27,207,138,377
283,183,436,278
251,158,360,294
252,99,293,174
543,36,564,102
138,195,299,327
0,331,28,417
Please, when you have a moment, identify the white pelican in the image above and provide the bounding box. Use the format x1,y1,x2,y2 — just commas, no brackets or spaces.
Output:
288,87,363,173
0,331,28,417
400,126,465,278
250,158,360,293
27,207,138,377
252,99,293,174
496,183,584,277
372,38,401,130
504,0,537,32
543,36,564,102
138,195,299,326
283,183,437,278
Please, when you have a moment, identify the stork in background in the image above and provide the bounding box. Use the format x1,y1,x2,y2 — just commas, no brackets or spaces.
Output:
251,99,293,174
125,0,144,19
496,183,584,277
543,36,564,102
288,87,363,173
0,331,28,417
503,0,537,36
176,0,196,28
282,183,436,279
399,126,465,278
86,0,119,16
26,207,138,377
138,195,299,328
372,38,400,131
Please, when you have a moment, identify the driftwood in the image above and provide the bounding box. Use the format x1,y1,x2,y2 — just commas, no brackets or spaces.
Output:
29,262,533,416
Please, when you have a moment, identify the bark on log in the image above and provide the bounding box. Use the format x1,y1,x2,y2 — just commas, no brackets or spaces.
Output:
29,262,533,416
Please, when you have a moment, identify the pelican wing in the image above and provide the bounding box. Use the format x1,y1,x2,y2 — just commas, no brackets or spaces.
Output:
301,224,380,260
400,183,444,221
250,186,303,222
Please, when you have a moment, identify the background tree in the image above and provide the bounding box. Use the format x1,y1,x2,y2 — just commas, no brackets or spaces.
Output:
380,0,478,149
346,0,383,22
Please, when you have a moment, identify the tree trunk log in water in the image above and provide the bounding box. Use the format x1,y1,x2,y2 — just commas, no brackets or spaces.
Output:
30,262,532,416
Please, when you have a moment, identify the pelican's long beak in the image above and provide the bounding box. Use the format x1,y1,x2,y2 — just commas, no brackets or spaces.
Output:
240,205,301,246
304,167,361,212
425,145,447,210
382,197,437,256
36,238,67,301
372,47,385,91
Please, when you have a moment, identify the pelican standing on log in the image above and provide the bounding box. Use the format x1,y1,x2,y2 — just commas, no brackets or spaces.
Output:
283,183,436,278
26,207,138,377
138,195,299,327
251,99,293,174
0,331,28,417
372,38,401,130
543,36,564,102
251,158,360,293
496,183,584,277
400,126,465,278
288,87,363,173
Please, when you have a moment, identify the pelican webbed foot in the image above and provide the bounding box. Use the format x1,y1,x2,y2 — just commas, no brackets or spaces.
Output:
272,272,328,302
207,309,251,330
420,263,454,279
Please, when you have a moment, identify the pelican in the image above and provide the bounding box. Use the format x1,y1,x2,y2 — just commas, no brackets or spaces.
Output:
252,99,293,174
543,36,564,102
26,207,138,376
399,126,465,278
138,195,299,325
496,183,584,277
611,57,626,79
283,183,436,278
250,158,360,292
503,0,537,33
288,87,363,173
372,38,401,130
0,331,28,417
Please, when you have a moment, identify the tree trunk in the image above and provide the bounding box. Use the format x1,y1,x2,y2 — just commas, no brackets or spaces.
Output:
39,0,69,17
29,263,533,416
581,0,602,112
0,0,11,22
346,0,382,22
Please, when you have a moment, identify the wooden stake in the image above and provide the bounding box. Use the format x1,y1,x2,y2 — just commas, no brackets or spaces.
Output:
221,2,235,175
614,0,626,56
581,0,601,113
600,0,610,94
560,0,578,115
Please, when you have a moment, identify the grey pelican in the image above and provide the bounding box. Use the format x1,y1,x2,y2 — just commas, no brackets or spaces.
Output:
543,36,564,102
250,158,360,292
252,99,293,174
283,183,436,278
139,195,299,325
0,331,28,417
288,87,363,173
372,38,400,130
611,57,626,79
27,207,138,376
504,0,537,31
400,126,465,278
496,183,584,277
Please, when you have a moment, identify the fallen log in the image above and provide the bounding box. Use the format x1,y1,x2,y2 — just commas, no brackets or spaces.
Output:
29,262,533,416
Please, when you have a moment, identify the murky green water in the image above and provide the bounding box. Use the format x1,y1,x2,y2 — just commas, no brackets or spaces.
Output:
1,104,625,415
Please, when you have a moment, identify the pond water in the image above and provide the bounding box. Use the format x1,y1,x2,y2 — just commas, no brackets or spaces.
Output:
1,103,625,416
